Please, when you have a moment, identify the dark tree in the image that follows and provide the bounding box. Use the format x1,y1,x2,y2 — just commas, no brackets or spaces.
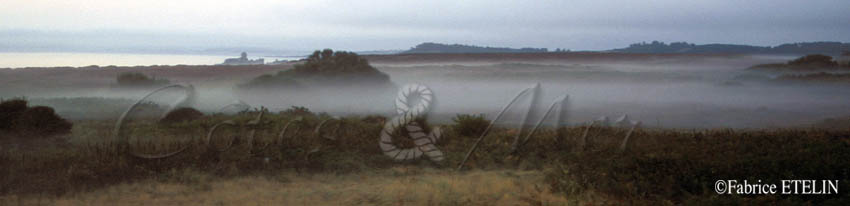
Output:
241,49,391,89
0,98,28,130
12,106,72,135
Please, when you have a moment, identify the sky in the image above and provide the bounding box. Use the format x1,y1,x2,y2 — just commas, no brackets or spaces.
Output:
1,0,848,55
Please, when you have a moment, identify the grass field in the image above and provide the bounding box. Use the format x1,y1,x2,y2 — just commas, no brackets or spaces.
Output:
2,108,849,205
2,169,571,205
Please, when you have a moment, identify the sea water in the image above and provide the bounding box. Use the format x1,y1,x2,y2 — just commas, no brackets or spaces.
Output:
0,52,302,68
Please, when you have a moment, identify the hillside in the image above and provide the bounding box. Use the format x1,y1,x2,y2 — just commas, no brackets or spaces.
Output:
749,54,850,71
403,42,548,54
401,41,850,55
239,49,393,90
611,41,850,55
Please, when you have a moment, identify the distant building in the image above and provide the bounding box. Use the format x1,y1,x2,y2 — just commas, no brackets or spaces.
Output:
220,52,264,65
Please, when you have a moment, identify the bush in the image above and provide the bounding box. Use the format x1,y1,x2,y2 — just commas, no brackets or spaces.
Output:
293,49,387,79
159,107,204,124
280,106,314,117
0,99,73,136
12,106,72,135
0,98,28,130
451,114,490,137
239,49,391,89
787,54,838,67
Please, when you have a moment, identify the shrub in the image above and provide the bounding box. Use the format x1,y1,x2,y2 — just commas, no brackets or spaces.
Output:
293,49,387,79
0,98,28,130
787,54,838,67
159,107,204,124
280,106,314,117
451,114,490,137
239,49,391,89
1,99,73,136
12,106,72,135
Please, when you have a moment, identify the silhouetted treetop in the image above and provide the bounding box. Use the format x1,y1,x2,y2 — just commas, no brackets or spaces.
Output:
294,49,386,77
240,49,392,89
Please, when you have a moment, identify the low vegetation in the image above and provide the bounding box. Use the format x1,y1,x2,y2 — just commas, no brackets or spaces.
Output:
26,97,136,120
159,107,204,124
788,54,840,67
0,98,72,137
813,116,850,130
115,72,171,88
750,54,850,71
0,99,28,131
776,72,850,83
451,113,490,137
1,107,849,204
239,49,392,90
546,129,850,204
4,170,569,205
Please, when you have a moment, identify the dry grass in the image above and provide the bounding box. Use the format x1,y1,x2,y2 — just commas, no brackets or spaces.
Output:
3,110,850,204
2,168,572,206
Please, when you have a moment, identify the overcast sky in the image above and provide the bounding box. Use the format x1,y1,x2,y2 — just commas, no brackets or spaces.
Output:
1,0,848,54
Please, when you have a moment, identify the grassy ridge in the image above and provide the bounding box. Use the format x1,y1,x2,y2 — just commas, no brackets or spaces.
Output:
1,110,849,204
546,129,850,204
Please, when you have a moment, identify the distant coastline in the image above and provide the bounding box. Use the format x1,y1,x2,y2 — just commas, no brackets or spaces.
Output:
610,41,850,56
0,52,301,69
402,42,549,54
3,40,849,68
401,41,850,56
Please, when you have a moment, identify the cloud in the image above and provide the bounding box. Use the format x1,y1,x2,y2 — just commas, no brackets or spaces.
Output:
1,0,848,52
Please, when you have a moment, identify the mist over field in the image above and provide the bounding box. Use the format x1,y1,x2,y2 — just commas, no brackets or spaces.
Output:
2,54,848,128
238,55,850,128
5,0,850,204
